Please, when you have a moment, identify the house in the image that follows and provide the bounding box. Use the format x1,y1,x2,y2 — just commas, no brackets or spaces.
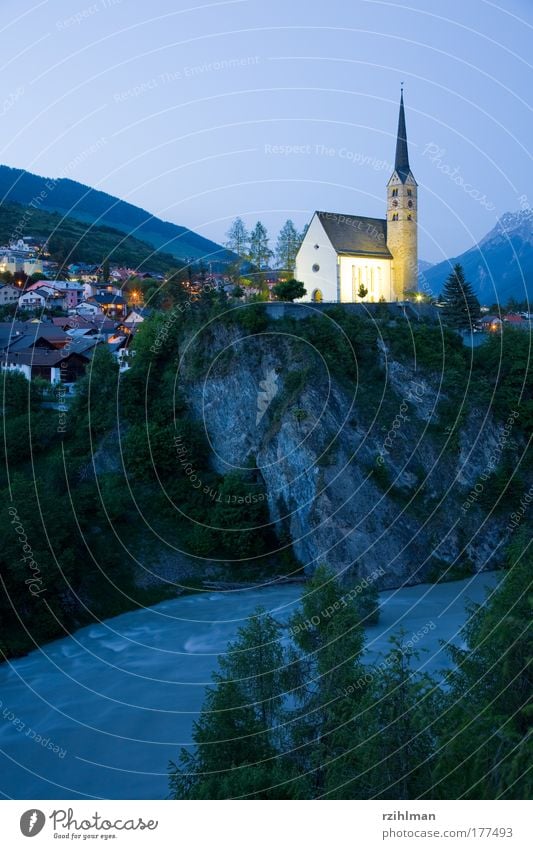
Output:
123,306,152,328
479,315,503,332
0,240,44,277
29,280,84,309
0,283,21,306
18,291,48,310
21,283,70,311
88,292,127,319
7,325,70,352
295,91,417,303
0,322,30,352
0,252,43,276
67,263,100,283
1,348,91,383
0,320,101,383
504,313,525,326
75,300,104,317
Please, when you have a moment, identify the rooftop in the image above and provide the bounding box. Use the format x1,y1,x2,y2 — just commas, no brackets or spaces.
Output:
316,211,392,258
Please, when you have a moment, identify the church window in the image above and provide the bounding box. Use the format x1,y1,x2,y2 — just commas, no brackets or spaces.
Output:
312,289,323,302
312,263,320,272
392,188,398,197
407,214,412,221
314,244,319,249
407,189,412,196
408,200,413,208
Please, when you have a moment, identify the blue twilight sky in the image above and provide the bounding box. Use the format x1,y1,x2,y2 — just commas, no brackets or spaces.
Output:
0,0,532,263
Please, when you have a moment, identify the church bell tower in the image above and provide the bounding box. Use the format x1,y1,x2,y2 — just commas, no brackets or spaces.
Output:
387,88,418,299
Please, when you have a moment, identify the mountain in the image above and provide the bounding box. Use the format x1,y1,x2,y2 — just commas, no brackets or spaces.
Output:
423,211,533,304
0,164,228,264
0,202,183,274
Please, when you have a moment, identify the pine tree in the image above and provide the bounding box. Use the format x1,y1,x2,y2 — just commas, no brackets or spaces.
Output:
431,541,533,800
275,220,301,273
441,264,480,330
225,217,249,257
249,221,273,275
225,218,250,282
168,611,299,799
331,635,438,800
288,566,368,796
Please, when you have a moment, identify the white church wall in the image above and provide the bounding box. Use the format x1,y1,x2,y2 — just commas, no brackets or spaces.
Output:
338,256,393,302
295,215,338,302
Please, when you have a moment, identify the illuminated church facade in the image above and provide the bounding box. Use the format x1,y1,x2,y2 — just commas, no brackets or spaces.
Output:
295,91,418,303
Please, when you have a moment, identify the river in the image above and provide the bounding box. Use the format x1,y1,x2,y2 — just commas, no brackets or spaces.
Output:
0,571,501,800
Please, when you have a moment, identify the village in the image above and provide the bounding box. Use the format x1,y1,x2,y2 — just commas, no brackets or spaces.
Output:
0,231,239,387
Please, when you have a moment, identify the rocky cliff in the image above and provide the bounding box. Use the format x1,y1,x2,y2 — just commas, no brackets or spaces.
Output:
183,320,517,589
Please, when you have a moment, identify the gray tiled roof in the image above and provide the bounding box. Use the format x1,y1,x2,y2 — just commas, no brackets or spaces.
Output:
316,212,392,258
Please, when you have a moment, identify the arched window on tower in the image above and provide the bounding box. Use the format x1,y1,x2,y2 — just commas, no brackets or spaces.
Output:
407,213,412,221
311,289,323,303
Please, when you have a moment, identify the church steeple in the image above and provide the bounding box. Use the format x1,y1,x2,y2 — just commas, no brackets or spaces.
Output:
394,87,410,182
386,86,418,300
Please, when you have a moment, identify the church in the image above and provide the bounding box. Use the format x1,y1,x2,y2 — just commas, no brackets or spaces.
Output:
295,91,418,303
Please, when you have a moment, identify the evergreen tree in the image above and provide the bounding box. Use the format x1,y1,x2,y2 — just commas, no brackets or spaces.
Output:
225,217,250,257
275,220,301,273
169,611,299,799
441,264,480,330
288,566,369,796
225,218,250,282
430,542,532,800
329,635,438,800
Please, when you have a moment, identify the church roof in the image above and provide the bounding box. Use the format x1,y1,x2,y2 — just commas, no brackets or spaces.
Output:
316,212,392,258
394,90,412,183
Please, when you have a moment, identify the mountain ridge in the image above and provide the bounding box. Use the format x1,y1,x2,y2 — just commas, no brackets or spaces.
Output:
0,164,228,264
423,210,533,303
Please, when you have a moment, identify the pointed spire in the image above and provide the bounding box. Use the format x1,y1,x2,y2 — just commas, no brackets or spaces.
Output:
395,85,410,181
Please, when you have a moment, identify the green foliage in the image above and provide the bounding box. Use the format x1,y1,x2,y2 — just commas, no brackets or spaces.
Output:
236,303,268,333
69,345,120,441
441,263,481,330
275,220,302,273
169,611,299,799
384,320,466,377
432,546,532,799
272,278,306,302
472,328,533,429
249,221,273,274
0,201,183,274
210,473,274,559
169,548,532,800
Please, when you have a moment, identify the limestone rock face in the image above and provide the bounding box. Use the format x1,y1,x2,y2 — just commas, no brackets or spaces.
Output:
186,329,513,589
